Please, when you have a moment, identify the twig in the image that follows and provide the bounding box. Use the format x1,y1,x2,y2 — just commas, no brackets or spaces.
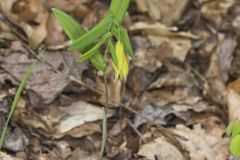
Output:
127,119,147,143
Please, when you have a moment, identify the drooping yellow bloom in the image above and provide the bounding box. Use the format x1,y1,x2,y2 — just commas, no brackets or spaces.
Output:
113,41,129,80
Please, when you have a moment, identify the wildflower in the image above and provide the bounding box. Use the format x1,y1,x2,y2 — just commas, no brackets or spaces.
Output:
113,41,129,80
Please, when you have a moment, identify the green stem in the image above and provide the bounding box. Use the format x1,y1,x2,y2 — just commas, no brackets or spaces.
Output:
100,73,109,157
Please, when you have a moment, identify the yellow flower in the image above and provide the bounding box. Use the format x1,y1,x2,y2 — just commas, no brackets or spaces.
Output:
113,41,129,80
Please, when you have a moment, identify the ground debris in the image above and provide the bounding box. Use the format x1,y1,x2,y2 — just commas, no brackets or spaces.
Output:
0,0,239,159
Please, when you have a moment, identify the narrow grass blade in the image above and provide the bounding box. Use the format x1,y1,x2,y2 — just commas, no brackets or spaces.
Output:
0,63,35,150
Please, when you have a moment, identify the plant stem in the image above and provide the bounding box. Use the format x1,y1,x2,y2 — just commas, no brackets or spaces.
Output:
100,73,109,157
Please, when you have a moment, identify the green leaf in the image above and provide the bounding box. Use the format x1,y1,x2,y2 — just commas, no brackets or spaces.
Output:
120,27,134,57
52,8,85,41
77,32,111,62
110,26,134,57
115,0,130,24
0,63,35,149
90,53,107,72
232,122,240,139
94,50,105,64
109,0,121,17
108,39,118,66
230,135,240,158
52,8,106,72
69,15,113,51
227,121,236,136
110,25,120,40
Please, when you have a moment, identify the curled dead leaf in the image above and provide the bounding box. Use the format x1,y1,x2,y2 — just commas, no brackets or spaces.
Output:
0,0,48,48
138,136,185,160
14,100,115,138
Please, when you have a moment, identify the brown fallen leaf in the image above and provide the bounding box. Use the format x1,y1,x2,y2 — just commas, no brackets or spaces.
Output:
2,53,69,104
150,71,195,89
45,0,87,12
130,22,198,63
3,127,29,152
227,88,240,121
200,0,234,26
205,52,227,106
130,22,199,39
135,0,190,26
216,34,237,82
64,123,101,138
0,152,23,160
96,76,123,108
228,78,240,95
1,45,87,104
71,148,100,160
0,21,17,41
232,15,240,33
138,136,185,160
127,67,154,94
44,14,65,46
0,0,48,48
133,46,163,72
133,105,166,127
172,124,229,160
109,118,128,137
14,100,115,138
57,100,115,133
148,88,201,108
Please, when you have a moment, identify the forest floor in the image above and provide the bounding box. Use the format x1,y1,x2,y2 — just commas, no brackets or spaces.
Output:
0,0,240,159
